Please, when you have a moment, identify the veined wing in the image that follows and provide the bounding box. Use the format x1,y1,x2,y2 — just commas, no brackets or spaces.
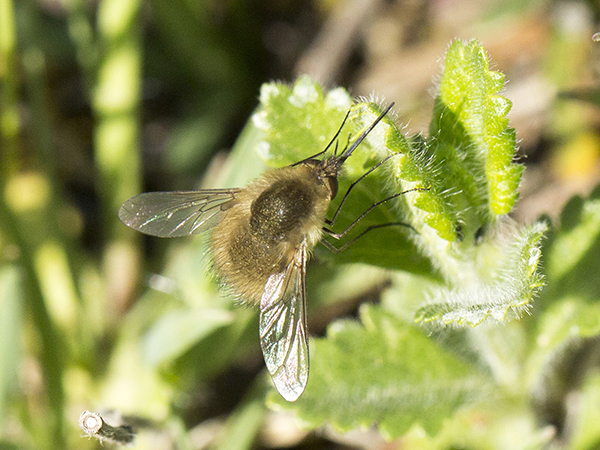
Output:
118,189,240,238
259,242,309,402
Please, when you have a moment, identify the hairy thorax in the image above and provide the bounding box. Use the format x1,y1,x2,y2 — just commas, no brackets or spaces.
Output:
211,164,331,304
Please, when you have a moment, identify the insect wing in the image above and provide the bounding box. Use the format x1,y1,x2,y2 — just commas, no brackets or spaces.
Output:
259,242,309,402
118,190,240,237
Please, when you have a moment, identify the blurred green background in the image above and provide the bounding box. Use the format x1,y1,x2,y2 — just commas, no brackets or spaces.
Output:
1,0,599,449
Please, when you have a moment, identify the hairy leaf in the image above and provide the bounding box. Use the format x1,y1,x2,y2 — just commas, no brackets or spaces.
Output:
414,221,546,327
268,305,488,439
431,40,524,221
252,76,433,273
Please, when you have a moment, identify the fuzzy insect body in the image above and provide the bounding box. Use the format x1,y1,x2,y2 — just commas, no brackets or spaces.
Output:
118,103,394,401
211,165,331,303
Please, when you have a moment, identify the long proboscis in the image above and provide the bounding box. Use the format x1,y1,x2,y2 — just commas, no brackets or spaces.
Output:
338,102,395,163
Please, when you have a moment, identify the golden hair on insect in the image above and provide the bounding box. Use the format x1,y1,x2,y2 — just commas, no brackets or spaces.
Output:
119,103,395,401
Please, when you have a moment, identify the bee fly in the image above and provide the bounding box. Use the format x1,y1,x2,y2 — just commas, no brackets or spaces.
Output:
119,103,403,401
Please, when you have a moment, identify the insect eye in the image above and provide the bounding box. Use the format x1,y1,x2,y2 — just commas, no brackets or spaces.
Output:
326,176,338,199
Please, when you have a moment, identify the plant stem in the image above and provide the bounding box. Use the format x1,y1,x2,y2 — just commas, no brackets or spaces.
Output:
0,0,20,175
93,0,143,314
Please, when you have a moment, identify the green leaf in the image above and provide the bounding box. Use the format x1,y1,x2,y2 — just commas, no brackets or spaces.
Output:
253,75,353,167
251,48,544,440
518,189,600,441
142,307,234,367
431,40,523,221
414,221,546,327
269,305,487,439
532,298,600,361
569,371,600,450
253,43,543,331
253,76,433,274
524,189,600,392
542,190,600,303
524,297,600,444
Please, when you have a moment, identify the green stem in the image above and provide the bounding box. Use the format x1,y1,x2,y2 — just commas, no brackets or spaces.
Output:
93,0,143,313
0,201,67,449
20,0,83,306
59,0,97,94
1,2,68,447
0,0,20,175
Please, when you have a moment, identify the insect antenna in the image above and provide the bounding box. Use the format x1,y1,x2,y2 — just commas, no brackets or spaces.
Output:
337,103,395,164
292,108,353,166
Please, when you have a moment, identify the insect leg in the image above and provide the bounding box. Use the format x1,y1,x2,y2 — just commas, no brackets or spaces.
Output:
325,152,399,226
322,222,416,253
323,186,428,240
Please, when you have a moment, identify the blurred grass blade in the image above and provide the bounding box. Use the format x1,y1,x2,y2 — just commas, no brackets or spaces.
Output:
1,1,67,447
0,202,67,448
0,266,23,422
0,0,20,175
568,372,600,450
19,2,84,317
60,0,98,92
143,308,234,367
94,0,143,312
215,379,268,450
